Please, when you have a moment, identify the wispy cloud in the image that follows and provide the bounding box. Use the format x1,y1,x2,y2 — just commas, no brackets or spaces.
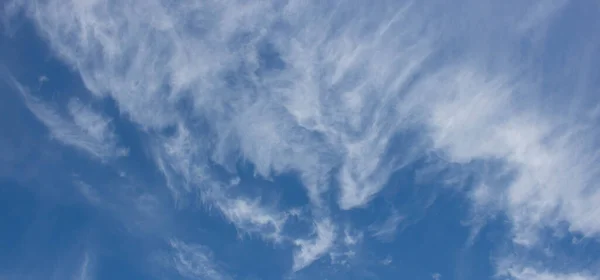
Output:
499,265,597,280
293,219,336,272
343,228,362,246
370,210,404,242
9,79,127,160
8,0,600,276
214,194,289,242
74,253,93,280
7,0,430,212
419,65,600,246
169,239,231,280
66,98,127,155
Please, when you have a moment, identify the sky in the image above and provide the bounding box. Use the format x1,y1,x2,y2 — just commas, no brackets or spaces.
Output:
1,0,599,279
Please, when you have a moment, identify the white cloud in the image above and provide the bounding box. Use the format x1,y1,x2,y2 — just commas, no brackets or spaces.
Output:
499,265,597,280
169,239,231,280
381,256,393,266
8,0,600,275
152,128,291,242
8,0,431,213
153,123,198,201
370,210,404,242
417,65,600,246
293,219,336,272
10,79,127,160
67,99,120,151
343,228,362,246
214,194,289,242
74,180,101,205
38,75,49,84
74,252,93,280
329,227,363,266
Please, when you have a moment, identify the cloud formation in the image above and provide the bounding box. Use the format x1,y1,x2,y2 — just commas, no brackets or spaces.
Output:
9,79,127,160
6,0,600,276
169,239,231,280
500,265,597,280
370,210,404,242
292,219,336,272
74,253,93,280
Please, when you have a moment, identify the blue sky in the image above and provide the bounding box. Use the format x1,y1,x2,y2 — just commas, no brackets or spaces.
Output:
1,0,600,279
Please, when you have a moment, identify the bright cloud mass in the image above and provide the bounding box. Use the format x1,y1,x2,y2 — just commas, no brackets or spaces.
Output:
1,0,599,279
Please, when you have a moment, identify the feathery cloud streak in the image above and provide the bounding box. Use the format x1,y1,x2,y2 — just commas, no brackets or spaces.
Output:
8,78,127,160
